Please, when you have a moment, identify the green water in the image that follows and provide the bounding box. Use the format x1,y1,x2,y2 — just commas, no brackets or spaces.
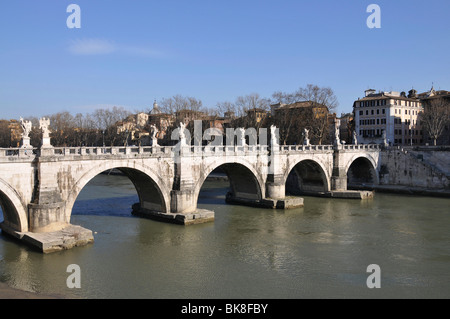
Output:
1,174,449,298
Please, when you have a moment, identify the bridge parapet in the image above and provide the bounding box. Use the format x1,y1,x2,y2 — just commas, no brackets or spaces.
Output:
187,145,269,157
341,144,382,151
0,145,271,160
1,144,380,160
48,146,176,157
0,148,37,162
278,145,334,154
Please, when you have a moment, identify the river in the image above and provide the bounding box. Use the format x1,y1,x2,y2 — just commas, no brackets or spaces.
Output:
0,173,449,299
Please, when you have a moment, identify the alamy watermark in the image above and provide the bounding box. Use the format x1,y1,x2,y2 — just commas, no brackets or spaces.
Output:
66,4,380,30
366,4,381,29
66,264,81,289
366,264,381,288
168,120,279,173
67,4,81,29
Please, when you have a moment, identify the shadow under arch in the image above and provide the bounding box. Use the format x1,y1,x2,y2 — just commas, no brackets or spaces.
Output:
0,179,28,233
346,156,379,187
285,159,330,195
65,163,171,224
194,161,264,208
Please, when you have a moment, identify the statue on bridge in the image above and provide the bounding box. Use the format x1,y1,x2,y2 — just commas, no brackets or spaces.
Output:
237,127,246,146
303,128,310,146
382,130,388,147
179,122,187,146
39,117,52,148
19,117,32,148
270,125,279,147
352,131,358,145
334,119,341,146
150,124,159,146
20,117,32,138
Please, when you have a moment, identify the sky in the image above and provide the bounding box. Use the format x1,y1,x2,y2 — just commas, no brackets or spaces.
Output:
1,0,449,120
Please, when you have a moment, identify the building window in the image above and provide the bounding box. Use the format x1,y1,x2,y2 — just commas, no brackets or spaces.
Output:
359,110,363,115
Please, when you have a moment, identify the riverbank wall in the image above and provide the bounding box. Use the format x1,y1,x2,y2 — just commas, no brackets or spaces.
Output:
378,147,450,193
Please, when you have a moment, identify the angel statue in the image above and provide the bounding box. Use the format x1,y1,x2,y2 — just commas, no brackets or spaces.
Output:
150,124,158,139
179,122,186,140
20,117,32,138
40,117,51,138
270,125,278,146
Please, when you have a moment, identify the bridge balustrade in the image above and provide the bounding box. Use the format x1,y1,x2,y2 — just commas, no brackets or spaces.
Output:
342,144,381,150
0,148,37,160
279,145,334,153
0,143,382,162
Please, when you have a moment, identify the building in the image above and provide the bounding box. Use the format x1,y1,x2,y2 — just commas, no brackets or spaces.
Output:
353,89,424,146
148,101,174,140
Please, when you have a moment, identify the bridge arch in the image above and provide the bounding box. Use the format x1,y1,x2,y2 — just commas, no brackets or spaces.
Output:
345,154,379,186
65,161,171,222
193,158,265,206
284,158,331,194
0,178,28,233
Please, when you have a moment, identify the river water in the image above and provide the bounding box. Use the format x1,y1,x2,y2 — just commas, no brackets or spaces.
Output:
0,173,449,299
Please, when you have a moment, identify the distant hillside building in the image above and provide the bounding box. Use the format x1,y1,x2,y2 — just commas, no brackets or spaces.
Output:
353,89,424,146
148,101,173,140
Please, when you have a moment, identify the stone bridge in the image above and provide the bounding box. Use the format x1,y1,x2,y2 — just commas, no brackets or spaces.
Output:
0,142,381,252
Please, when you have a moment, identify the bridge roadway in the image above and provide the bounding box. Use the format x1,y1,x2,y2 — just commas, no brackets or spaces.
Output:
0,143,381,253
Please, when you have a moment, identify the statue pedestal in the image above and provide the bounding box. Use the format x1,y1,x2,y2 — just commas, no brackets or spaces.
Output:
42,137,52,148
20,137,32,148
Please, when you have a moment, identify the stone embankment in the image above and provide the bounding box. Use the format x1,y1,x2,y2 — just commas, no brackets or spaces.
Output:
377,146,450,197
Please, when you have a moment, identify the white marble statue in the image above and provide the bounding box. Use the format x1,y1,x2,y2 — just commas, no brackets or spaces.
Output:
270,125,278,146
40,118,51,138
20,117,32,138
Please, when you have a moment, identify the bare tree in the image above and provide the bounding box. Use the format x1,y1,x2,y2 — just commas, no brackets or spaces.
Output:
0,120,13,147
157,95,205,145
49,111,76,146
91,106,131,146
269,84,338,145
296,84,338,145
159,94,203,115
217,93,269,132
420,98,450,146
269,91,305,145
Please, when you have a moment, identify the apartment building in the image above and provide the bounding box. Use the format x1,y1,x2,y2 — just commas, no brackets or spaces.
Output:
353,89,424,146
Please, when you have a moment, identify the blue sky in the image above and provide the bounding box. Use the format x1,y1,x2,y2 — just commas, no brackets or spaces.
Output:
1,0,449,120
